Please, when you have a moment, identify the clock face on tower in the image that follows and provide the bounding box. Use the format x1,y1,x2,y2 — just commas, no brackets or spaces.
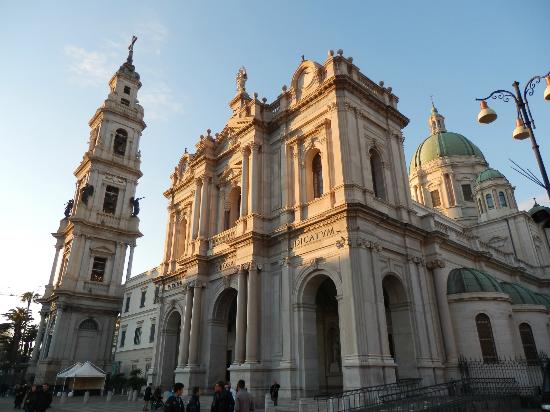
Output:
297,68,314,91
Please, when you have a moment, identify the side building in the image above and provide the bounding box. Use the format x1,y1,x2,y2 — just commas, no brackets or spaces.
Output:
113,267,160,376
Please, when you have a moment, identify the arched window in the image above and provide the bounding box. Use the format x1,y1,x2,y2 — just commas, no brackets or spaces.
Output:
475,313,498,363
114,129,128,156
498,191,508,207
370,150,386,200
519,323,538,363
79,318,98,331
485,193,495,209
312,153,323,199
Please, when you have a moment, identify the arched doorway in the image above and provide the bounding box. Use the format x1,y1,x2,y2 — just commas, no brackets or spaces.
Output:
160,311,181,388
74,318,99,362
208,288,237,387
299,274,343,395
382,275,417,379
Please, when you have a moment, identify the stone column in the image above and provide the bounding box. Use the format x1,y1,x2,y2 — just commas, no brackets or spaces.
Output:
125,243,135,282
177,287,193,368
249,143,259,215
427,259,458,365
162,209,174,274
245,263,260,363
198,178,210,239
187,282,203,366
48,306,64,359
168,213,179,265
191,179,202,240
48,246,62,286
184,206,192,256
234,267,247,364
30,311,47,363
240,148,249,217
280,144,289,210
292,143,302,221
217,186,226,233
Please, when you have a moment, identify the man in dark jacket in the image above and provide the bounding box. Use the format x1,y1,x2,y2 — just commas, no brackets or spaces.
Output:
164,382,185,412
186,386,200,412
211,381,234,412
14,384,26,409
36,384,52,412
23,384,39,412
143,383,153,411
269,381,280,406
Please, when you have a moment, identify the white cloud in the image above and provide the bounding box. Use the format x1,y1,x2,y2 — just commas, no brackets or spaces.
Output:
139,82,184,121
517,192,550,211
64,45,112,86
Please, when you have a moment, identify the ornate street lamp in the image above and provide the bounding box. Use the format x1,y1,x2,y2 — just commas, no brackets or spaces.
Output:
476,71,550,201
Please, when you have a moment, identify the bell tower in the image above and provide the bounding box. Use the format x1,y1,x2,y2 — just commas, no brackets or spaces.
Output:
30,37,146,383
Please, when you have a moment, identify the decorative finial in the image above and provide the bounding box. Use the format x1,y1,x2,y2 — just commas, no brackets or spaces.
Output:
328,50,334,57
236,66,247,93
301,54,305,62
533,197,540,206
127,35,138,64
430,95,438,112
207,129,211,137
184,147,188,154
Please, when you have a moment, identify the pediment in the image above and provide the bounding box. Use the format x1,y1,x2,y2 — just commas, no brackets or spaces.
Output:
90,245,115,255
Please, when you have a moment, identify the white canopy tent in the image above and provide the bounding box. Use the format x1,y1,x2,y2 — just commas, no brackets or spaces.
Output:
55,361,106,394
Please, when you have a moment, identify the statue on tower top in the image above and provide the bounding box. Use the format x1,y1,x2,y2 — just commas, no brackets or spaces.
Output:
127,35,138,65
236,66,247,93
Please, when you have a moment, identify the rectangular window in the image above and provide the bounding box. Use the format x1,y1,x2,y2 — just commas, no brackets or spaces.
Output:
90,257,107,282
140,290,146,308
149,324,156,343
103,185,119,214
120,330,126,347
153,286,160,304
120,98,130,106
462,184,474,202
134,327,142,345
430,190,441,207
123,86,131,95
145,362,151,372
124,296,130,312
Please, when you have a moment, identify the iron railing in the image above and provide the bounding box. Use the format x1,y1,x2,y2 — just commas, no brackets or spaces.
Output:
314,379,422,411
458,355,545,397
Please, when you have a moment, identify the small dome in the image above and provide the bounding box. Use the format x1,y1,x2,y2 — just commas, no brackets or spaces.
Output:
475,168,505,185
410,132,485,173
447,267,503,295
500,282,545,306
535,293,550,310
528,201,550,224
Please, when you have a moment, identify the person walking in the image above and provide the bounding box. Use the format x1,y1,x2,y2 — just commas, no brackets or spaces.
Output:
164,382,185,412
14,384,26,409
269,381,280,406
235,380,254,412
143,383,153,411
186,386,200,412
35,384,52,412
211,381,234,412
152,386,163,410
23,384,38,412
225,382,236,402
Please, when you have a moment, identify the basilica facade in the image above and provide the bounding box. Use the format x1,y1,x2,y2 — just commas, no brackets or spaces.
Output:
29,45,550,401
138,50,550,400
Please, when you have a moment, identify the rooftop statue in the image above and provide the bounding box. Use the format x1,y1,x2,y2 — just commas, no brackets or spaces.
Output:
236,66,247,93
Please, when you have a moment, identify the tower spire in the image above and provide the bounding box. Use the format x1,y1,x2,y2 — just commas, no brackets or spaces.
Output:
428,100,447,135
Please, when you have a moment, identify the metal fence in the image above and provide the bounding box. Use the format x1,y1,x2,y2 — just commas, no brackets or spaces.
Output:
458,355,544,397
314,379,423,411
314,378,527,412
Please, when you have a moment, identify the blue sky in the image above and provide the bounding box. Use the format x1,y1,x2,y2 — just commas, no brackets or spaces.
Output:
1,0,548,320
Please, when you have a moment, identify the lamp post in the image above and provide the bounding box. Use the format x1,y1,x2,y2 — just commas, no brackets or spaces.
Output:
476,71,550,202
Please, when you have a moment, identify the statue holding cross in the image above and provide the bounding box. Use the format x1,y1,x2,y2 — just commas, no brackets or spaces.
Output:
127,35,138,64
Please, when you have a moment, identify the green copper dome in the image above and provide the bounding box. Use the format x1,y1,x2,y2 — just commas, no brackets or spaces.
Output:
475,168,505,185
410,132,485,173
535,293,550,310
500,282,545,306
447,268,503,295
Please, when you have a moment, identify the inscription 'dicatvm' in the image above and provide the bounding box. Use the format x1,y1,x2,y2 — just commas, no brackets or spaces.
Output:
293,226,337,248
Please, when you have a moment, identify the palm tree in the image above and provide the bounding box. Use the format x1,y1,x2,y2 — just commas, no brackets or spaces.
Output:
2,307,31,365
20,292,40,314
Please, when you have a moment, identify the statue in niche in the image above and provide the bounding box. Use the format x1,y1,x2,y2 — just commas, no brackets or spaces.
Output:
327,326,342,374
236,66,247,93
130,196,145,216
64,199,74,218
80,184,94,205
